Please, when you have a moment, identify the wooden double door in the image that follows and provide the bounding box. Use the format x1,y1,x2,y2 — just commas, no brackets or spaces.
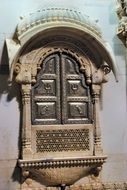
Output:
32,53,92,125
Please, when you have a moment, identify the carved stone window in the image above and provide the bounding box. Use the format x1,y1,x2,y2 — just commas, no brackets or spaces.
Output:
5,8,118,189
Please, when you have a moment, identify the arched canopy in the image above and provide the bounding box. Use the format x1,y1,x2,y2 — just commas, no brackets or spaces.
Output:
6,8,118,81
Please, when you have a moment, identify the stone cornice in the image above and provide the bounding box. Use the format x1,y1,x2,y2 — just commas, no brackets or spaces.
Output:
18,156,107,168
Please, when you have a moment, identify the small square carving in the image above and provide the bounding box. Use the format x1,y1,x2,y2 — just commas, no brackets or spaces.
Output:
67,80,86,96
41,80,56,96
68,102,88,118
34,80,56,96
35,102,56,119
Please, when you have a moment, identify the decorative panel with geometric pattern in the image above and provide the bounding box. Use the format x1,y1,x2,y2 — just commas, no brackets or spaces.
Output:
36,128,90,152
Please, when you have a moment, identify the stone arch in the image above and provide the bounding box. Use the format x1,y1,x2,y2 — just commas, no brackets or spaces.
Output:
6,8,118,83
19,45,93,85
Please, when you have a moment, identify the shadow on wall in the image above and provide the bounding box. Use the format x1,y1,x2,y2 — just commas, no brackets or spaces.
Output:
0,42,22,184
0,42,9,96
0,42,21,101
113,36,127,105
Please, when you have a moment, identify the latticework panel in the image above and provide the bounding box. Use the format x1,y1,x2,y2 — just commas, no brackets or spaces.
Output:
36,128,90,152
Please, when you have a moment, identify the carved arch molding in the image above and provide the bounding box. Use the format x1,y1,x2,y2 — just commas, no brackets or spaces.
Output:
6,8,118,189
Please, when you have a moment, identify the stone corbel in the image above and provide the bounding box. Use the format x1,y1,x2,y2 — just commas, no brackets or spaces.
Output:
80,61,111,87
14,61,37,84
14,63,32,84
92,63,111,85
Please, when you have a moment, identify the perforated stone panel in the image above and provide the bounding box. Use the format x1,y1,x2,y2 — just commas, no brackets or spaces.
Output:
36,128,90,152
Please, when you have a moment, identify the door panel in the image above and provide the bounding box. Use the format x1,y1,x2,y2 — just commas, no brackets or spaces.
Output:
32,53,92,125
61,54,92,124
32,54,61,124
65,57,79,75
42,56,56,74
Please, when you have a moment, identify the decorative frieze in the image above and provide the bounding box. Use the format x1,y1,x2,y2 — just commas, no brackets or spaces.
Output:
18,156,107,168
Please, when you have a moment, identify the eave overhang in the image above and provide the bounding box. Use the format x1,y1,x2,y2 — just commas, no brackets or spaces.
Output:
6,8,118,81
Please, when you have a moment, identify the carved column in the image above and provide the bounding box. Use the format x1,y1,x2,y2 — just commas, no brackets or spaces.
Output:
21,84,32,159
91,62,111,156
14,62,33,159
92,84,103,155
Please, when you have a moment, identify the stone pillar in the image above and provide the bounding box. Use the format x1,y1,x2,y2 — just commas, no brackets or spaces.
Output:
13,62,33,159
92,84,103,155
21,84,32,159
